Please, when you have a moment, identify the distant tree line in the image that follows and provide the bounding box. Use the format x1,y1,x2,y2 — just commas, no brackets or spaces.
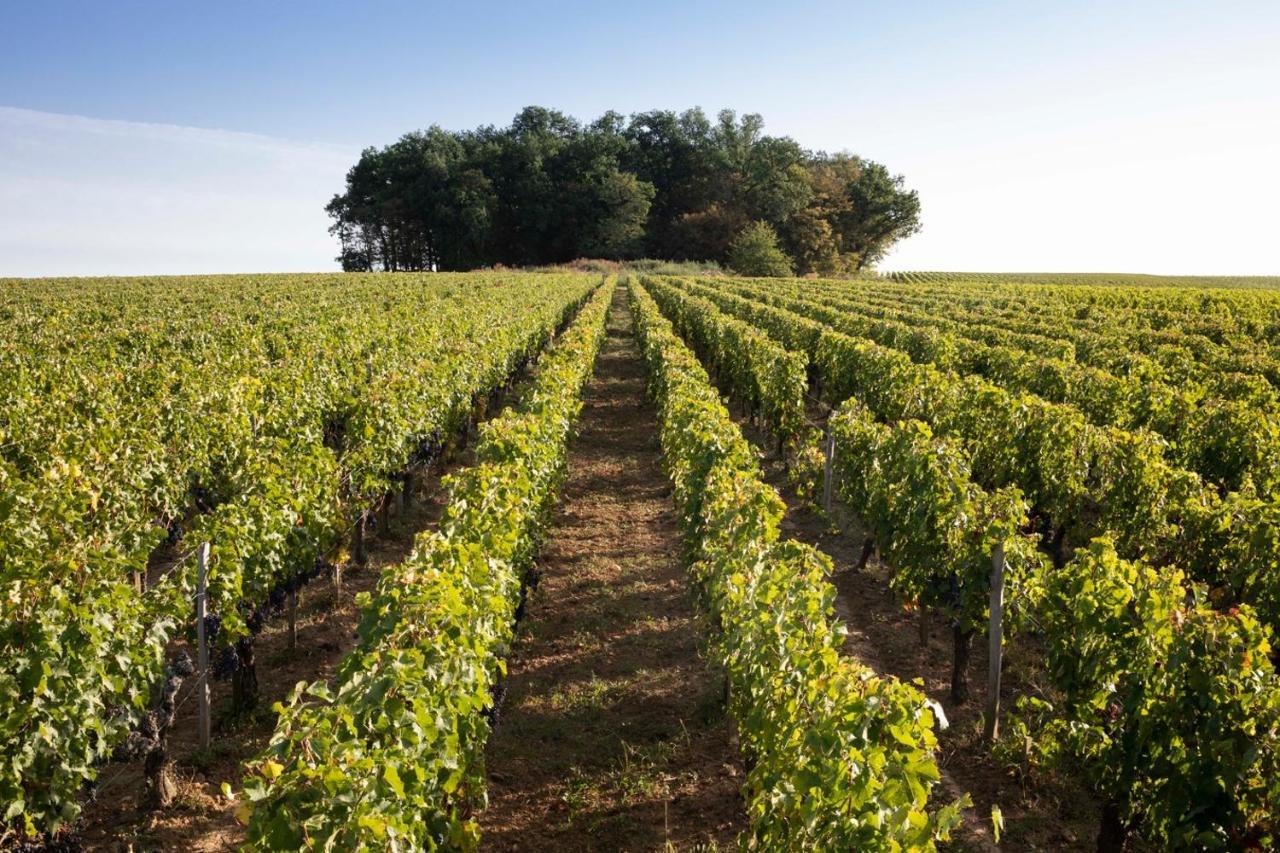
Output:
327,106,921,275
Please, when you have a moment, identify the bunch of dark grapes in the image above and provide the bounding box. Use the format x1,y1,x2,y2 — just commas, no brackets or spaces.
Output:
9,838,82,852
484,682,508,729
212,646,238,680
267,586,287,612
202,614,223,645
246,606,267,636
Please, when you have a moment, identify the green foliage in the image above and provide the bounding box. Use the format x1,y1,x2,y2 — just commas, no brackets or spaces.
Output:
841,161,922,270
328,106,921,274
630,278,964,849
643,276,812,459
238,279,616,850
9,261,1280,845
645,271,1280,845
1016,539,1280,849
727,221,795,278
0,271,598,839
625,258,724,276
828,399,1042,635
671,274,1280,638
884,271,1280,289
574,169,654,259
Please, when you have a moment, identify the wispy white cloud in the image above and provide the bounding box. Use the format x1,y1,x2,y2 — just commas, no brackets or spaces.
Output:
0,107,356,277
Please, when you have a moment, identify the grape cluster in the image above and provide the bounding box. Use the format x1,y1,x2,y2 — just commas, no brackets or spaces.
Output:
484,681,508,729
267,586,287,612
8,838,82,852
201,614,222,645
212,646,238,680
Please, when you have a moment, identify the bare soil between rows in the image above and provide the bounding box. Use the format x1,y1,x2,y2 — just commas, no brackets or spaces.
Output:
481,289,745,851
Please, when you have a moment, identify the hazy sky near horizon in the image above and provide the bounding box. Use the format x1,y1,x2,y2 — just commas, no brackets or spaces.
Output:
3,0,1278,277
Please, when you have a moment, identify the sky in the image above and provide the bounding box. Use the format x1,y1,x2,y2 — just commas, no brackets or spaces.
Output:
2,0,1278,277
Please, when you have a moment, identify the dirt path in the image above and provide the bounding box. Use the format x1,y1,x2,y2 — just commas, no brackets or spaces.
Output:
481,289,745,851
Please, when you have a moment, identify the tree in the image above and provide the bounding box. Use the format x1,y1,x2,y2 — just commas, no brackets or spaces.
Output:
573,168,655,258
781,208,843,276
728,221,795,277
742,136,812,224
621,108,721,257
834,160,922,271
324,107,920,272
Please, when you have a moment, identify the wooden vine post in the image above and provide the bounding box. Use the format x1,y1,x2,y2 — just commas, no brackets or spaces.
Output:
287,587,298,650
984,541,1007,744
195,541,211,751
822,425,836,514
352,510,367,567
402,467,415,513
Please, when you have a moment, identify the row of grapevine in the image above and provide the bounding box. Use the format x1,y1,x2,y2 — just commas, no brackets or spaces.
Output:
881,270,1280,295
1,273,599,838
842,278,1280,368
642,275,1035,701
822,274,1280,422
647,277,1280,848
712,276,1280,493
235,278,615,850
629,278,965,849
785,275,1280,400
831,393,1280,847
1025,539,1280,849
827,393,1277,847
843,278,1280,383
641,277,814,457
671,276,1280,638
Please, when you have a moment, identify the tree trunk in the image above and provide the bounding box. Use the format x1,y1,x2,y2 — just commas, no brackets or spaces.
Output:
1097,801,1132,852
352,511,368,566
144,744,178,809
951,625,974,704
857,537,875,571
142,652,193,809
232,637,258,714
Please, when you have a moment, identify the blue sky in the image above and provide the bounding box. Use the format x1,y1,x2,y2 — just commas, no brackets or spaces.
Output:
3,0,1278,275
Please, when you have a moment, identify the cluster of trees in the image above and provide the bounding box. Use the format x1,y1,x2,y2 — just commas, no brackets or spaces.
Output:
327,106,921,275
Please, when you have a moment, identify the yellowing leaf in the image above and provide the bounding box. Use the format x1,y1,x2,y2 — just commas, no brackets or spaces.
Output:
384,764,406,798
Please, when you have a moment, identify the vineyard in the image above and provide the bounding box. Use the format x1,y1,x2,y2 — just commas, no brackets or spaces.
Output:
3,270,1280,850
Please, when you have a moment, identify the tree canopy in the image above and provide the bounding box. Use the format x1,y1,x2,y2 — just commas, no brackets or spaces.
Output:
328,106,921,274
728,221,795,277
